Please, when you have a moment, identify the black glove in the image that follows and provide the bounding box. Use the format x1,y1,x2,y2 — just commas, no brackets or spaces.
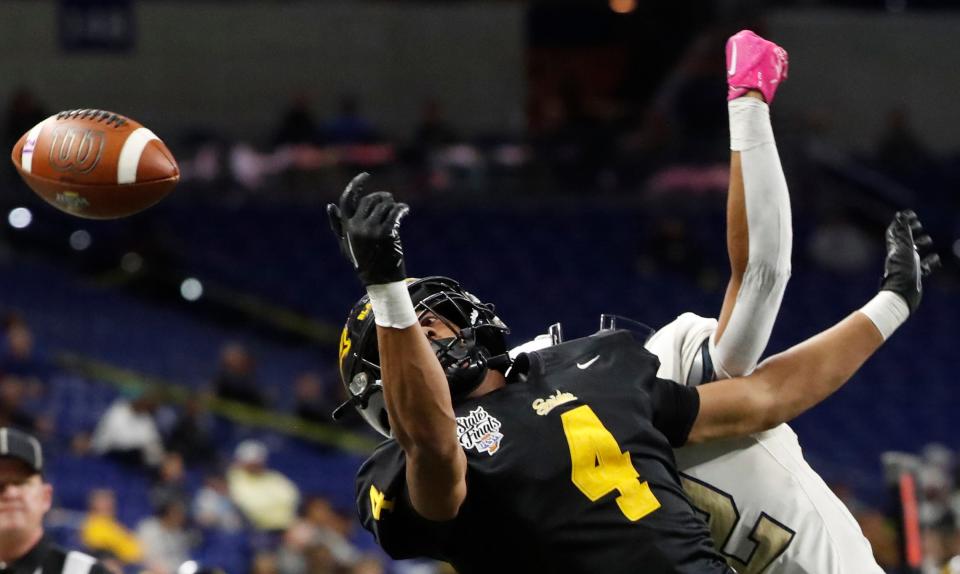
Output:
327,172,410,286
880,210,940,314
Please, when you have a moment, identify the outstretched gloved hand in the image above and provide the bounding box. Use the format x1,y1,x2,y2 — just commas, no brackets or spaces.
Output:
327,173,410,287
880,210,940,314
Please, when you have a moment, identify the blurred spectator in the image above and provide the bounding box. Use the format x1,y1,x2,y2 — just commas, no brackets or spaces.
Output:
293,371,332,424
830,482,901,570
227,440,300,531
165,394,218,468
877,106,931,173
193,472,244,533
531,83,610,190
1,320,51,382
635,29,726,161
301,544,337,574
407,99,462,190
278,496,360,573
81,489,144,566
277,529,308,574
273,93,321,147
667,33,726,158
348,556,384,574
136,500,194,574
0,374,51,437
213,343,266,407
350,555,386,574
412,100,457,152
923,444,954,483
299,496,360,565
322,95,378,145
854,508,900,571
637,216,713,288
150,452,189,513
0,376,37,431
920,458,955,529
91,389,165,468
250,551,280,574
71,431,94,457
807,215,874,274
924,524,957,574
887,443,960,572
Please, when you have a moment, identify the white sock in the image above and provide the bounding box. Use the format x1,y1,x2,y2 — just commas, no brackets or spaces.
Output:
729,98,774,151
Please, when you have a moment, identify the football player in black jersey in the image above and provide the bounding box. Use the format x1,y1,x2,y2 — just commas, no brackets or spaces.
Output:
326,170,938,573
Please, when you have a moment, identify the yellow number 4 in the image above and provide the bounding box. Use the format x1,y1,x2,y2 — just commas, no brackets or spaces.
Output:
560,405,661,521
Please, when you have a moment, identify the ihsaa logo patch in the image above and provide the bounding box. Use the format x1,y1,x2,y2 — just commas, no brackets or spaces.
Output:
55,191,91,212
456,407,503,455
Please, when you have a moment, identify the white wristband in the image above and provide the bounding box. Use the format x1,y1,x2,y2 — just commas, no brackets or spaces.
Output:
729,98,774,151
860,291,910,341
367,281,418,329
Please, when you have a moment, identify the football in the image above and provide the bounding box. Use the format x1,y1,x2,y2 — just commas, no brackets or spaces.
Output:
10,109,179,219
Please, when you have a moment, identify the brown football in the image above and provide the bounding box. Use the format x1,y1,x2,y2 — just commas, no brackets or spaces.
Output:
10,109,179,219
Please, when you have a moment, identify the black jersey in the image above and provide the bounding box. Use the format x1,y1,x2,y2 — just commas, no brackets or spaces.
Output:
0,536,110,574
356,330,733,573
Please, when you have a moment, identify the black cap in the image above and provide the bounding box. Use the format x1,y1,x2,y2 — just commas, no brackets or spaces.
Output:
0,427,43,474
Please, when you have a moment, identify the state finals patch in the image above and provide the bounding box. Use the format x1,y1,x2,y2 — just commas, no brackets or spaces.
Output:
456,406,504,455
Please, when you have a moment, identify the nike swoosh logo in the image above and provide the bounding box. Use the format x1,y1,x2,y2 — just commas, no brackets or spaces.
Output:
728,41,738,76
577,355,600,369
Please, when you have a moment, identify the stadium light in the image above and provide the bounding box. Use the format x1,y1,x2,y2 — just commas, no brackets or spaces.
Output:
610,0,637,14
8,207,32,229
180,278,204,301
121,252,143,273
69,230,92,251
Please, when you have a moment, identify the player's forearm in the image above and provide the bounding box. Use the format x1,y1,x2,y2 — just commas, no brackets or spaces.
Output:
692,311,883,443
379,325,468,520
750,312,883,429
377,325,462,456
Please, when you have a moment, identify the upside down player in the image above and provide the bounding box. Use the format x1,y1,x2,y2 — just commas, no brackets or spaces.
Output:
329,32,941,573
513,31,902,573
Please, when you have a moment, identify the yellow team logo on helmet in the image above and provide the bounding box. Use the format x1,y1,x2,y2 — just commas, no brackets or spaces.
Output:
339,302,373,375
357,302,372,321
338,327,352,375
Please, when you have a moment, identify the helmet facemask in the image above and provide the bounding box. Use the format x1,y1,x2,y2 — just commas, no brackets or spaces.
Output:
333,277,510,437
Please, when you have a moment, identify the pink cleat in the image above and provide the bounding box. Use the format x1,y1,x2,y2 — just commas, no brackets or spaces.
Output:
725,29,789,103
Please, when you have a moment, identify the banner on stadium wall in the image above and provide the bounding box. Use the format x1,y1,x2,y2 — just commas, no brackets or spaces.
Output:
58,0,135,53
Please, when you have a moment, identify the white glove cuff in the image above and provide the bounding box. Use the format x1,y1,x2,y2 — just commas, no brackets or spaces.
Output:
860,291,910,340
367,281,418,329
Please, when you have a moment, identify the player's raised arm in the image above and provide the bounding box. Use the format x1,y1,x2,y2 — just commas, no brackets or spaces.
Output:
712,31,792,378
689,211,940,443
328,174,466,520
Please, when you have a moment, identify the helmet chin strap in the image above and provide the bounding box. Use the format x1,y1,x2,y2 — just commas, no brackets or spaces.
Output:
485,353,512,373
431,328,512,399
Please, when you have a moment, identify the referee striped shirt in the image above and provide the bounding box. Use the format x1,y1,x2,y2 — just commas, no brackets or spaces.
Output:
0,537,110,574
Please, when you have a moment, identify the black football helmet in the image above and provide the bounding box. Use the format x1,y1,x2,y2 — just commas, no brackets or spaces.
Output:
332,276,510,437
